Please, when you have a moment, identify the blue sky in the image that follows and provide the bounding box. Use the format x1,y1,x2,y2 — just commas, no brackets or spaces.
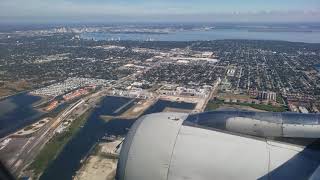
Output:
1,0,319,23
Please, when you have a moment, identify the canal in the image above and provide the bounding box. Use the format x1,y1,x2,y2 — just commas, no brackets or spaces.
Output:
40,96,195,180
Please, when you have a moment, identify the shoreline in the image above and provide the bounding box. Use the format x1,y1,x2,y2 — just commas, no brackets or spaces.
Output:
28,108,94,179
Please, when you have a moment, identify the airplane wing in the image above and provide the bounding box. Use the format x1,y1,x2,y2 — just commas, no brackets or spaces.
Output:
116,111,320,180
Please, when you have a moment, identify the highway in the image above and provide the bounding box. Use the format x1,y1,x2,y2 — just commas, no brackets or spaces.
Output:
10,98,87,174
2,65,157,177
10,71,139,176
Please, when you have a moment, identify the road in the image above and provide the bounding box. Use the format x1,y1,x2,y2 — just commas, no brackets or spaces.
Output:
10,98,87,174
199,78,221,112
3,64,156,177
11,69,141,175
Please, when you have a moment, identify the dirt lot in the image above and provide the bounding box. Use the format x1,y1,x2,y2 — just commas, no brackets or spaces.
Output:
74,140,122,180
74,156,117,180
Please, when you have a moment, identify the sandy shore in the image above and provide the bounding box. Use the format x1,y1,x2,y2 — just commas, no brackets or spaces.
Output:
74,140,122,180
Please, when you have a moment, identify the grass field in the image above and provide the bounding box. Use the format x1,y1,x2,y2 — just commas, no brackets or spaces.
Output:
231,102,287,112
29,109,92,177
205,100,223,111
0,80,31,98
205,99,287,112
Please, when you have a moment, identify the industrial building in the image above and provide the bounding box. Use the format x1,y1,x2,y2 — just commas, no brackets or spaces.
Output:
258,91,277,101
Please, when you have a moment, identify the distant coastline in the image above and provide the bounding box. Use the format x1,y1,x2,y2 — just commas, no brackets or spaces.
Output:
81,28,320,43
247,29,314,33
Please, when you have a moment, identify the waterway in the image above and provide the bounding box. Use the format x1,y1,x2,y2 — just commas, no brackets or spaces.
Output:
81,29,320,43
0,93,44,138
315,64,320,73
40,97,195,180
143,99,195,115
